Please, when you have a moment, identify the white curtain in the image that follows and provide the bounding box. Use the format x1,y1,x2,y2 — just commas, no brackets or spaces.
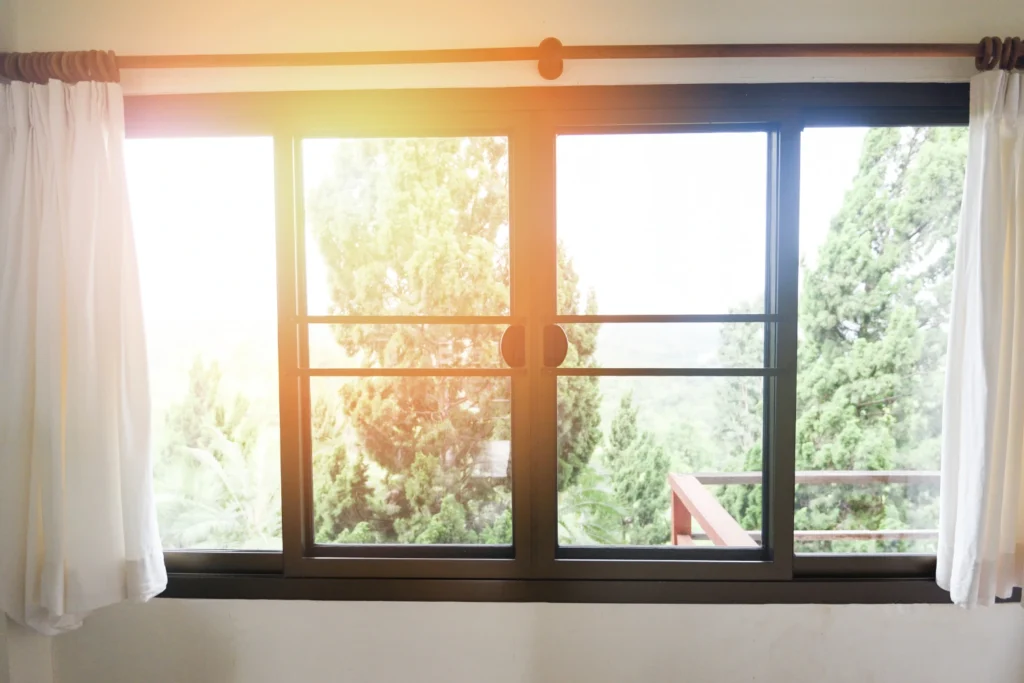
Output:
0,80,166,635
938,70,1024,607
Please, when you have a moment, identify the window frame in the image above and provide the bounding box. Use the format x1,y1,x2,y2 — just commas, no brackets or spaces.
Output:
130,82,986,603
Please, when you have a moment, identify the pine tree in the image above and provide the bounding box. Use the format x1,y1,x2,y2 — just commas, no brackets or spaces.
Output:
795,127,966,551
713,301,766,533
310,394,377,543
603,393,671,545
557,270,602,490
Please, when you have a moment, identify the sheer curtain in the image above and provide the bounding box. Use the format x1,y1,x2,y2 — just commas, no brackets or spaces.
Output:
0,79,166,635
938,70,1024,606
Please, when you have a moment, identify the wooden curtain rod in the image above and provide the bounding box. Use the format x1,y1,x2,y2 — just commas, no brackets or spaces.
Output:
116,39,985,80
3,37,1021,84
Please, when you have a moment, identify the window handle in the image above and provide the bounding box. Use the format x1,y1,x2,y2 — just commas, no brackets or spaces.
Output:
500,325,526,368
543,324,569,368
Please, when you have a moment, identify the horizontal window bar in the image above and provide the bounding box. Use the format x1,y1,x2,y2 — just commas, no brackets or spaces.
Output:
300,368,517,377
310,544,513,559
306,322,507,370
554,314,775,324
303,315,515,325
553,367,776,377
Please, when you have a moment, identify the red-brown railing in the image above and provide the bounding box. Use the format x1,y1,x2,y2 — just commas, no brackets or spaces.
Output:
669,471,941,546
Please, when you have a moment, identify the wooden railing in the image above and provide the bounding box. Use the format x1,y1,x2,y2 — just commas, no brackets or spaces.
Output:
669,470,940,547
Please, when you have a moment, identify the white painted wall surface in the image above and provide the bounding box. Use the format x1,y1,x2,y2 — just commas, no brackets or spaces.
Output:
53,600,1024,683
0,0,12,51
0,618,8,683
4,621,52,683
8,0,1024,55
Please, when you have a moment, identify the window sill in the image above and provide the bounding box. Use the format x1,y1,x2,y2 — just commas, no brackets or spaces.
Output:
159,573,1000,604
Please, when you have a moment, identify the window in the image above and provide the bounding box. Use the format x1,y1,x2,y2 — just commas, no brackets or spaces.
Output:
128,137,282,551
554,132,769,551
127,84,973,602
301,137,513,549
795,126,965,555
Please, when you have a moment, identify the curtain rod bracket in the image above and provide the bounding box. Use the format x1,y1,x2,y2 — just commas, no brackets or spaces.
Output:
538,37,563,81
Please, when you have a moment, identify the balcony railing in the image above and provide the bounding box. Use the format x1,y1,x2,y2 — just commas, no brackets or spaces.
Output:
669,471,941,547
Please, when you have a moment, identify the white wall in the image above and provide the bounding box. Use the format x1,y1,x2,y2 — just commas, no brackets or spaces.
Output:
8,0,1024,54
0,618,8,683
4,620,52,683
52,600,1024,683
0,0,12,51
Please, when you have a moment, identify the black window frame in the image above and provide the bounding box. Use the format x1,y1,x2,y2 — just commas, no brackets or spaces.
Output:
129,82,989,603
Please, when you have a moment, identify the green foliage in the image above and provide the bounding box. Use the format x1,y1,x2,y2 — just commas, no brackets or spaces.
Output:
794,127,965,552
558,468,626,546
155,358,282,549
713,302,766,532
602,393,671,545
557,254,603,490
311,394,377,543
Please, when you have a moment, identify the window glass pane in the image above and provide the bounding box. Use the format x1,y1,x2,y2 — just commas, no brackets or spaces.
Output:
311,377,512,545
557,376,763,547
796,127,966,553
302,137,510,317
127,137,281,550
559,323,764,369
556,132,767,315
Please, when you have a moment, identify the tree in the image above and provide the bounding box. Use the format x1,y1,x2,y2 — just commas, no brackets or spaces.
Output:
794,127,966,551
557,467,625,546
307,137,602,543
556,268,602,490
155,357,282,549
603,393,671,545
713,301,766,532
310,393,377,543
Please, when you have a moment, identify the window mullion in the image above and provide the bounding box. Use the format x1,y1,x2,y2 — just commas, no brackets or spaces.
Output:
524,115,560,578
765,119,802,578
274,133,306,574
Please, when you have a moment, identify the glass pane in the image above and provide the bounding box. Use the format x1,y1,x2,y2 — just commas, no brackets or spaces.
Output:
796,127,966,553
308,323,506,369
559,323,764,369
557,376,763,547
302,137,510,317
127,138,281,550
556,132,767,316
311,377,512,545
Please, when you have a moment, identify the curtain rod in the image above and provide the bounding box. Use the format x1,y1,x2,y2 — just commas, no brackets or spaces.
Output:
4,37,1020,84
115,39,987,80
